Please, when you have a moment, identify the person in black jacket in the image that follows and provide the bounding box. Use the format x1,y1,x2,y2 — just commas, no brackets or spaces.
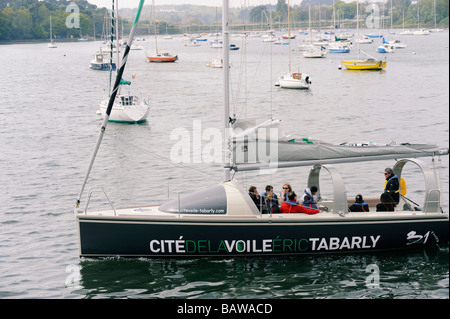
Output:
349,194,369,212
384,167,400,204
262,185,280,214
248,185,262,212
376,192,396,212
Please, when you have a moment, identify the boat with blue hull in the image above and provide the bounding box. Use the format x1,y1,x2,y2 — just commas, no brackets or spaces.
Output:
329,44,350,53
75,0,449,258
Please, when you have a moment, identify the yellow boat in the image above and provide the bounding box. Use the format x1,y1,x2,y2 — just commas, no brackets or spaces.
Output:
341,58,387,70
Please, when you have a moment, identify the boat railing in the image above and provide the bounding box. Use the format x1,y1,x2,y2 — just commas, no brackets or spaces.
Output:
84,187,116,215
423,189,441,213
307,164,348,215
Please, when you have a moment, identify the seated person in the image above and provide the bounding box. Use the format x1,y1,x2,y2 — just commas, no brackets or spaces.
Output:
280,192,320,215
301,194,318,210
262,185,280,214
278,183,292,204
348,194,369,212
300,186,318,204
248,185,262,211
376,192,396,212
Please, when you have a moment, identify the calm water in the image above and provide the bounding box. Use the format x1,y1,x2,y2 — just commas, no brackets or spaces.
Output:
0,30,448,299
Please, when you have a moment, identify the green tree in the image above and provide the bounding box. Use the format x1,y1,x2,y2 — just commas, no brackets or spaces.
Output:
250,5,268,25
0,7,13,39
12,6,33,39
276,0,288,21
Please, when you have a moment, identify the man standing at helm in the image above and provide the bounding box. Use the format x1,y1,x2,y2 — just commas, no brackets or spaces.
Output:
383,167,406,205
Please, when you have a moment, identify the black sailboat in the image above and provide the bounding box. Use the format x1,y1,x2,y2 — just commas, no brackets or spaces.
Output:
75,0,449,258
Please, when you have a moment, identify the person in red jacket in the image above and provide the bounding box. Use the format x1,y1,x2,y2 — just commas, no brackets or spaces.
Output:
280,192,321,215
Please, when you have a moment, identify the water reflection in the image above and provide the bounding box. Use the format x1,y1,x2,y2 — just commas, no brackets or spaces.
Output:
76,247,448,299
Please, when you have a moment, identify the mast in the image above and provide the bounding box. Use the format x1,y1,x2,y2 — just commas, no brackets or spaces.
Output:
357,0,360,58
115,0,120,67
153,0,159,55
223,0,230,182
288,0,291,73
75,0,146,210
390,0,393,32
49,16,52,43
434,0,437,29
109,1,115,93
333,1,335,30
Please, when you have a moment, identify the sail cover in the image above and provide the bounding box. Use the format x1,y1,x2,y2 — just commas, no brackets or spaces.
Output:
229,118,449,172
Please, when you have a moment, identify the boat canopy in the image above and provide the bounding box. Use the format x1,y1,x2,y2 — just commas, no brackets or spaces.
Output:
158,181,260,216
228,118,449,172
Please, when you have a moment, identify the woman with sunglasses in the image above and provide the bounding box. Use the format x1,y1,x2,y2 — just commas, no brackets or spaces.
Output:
278,183,293,205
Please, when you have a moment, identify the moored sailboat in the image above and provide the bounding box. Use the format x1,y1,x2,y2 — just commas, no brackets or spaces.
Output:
146,0,178,63
277,0,311,89
341,58,386,70
341,1,386,71
75,0,449,258
48,16,57,48
98,0,149,123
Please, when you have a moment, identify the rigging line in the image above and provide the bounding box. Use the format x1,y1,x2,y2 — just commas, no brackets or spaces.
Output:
270,34,273,118
112,134,224,178
233,33,249,119
232,41,271,121
75,0,145,210
246,41,269,98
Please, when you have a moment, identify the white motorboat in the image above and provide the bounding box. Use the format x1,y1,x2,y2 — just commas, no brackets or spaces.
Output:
413,29,431,36
209,58,224,68
388,39,407,49
303,45,326,58
90,48,117,71
355,36,372,44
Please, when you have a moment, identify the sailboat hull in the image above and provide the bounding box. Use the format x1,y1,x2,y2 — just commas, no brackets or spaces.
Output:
77,212,448,257
278,73,311,89
341,59,387,70
99,96,150,123
147,54,178,63
90,62,117,71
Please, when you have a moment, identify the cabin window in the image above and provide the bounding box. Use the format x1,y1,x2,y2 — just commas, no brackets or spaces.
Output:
159,184,227,215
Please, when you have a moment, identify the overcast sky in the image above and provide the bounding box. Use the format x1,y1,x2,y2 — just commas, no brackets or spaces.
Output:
87,0,299,9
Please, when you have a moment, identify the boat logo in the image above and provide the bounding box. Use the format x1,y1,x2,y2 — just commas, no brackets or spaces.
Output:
406,230,438,245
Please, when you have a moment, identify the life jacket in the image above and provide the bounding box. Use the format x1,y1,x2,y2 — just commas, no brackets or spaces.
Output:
300,188,315,203
262,192,278,205
384,176,407,196
302,199,318,209
352,202,368,212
